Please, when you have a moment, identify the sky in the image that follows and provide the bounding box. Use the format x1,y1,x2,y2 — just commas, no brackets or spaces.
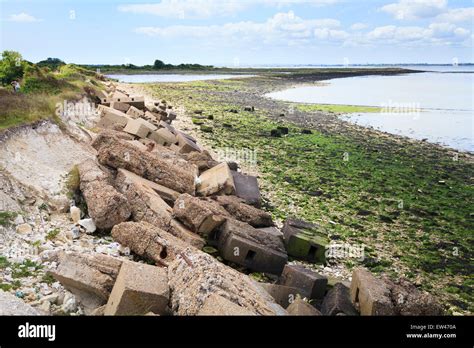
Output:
0,0,473,66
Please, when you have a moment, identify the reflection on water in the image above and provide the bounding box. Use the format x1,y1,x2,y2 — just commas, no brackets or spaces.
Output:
267,72,473,152
107,74,254,83
341,110,473,152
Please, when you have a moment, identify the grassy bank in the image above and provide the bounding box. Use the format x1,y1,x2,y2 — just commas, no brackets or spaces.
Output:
144,78,473,314
0,64,102,131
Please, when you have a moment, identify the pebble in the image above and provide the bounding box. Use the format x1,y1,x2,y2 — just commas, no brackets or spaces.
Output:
78,218,96,234
70,206,81,224
71,226,81,240
14,215,25,225
62,293,77,313
16,223,32,234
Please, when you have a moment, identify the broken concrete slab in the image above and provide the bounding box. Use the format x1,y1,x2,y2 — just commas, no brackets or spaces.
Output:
127,140,148,151
96,134,196,194
282,218,329,264
91,130,134,151
115,170,205,249
159,121,177,134
148,128,177,146
101,96,145,110
350,267,395,316
116,168,179,205
104,261,169,316
136,117,158,132
0,291,42,315
112,91,129,100
279,264,328,300
258,283,305,309
381,276,444,316
231,171,262,208
181,150,219,173
213,195,273,228
286,298,322,316
218,219,288,275
97,106,132,129
197,293,255,315
110,101,131,113
78,159,131,230
111,221,193,267
166,110,177,122
168,247,287,315
126,105,145,119
321,282,359,316
172,193,229,236
258,226,283,238
197,162,236,196
123,119,151,138
48,251,122,311
176,132,202,154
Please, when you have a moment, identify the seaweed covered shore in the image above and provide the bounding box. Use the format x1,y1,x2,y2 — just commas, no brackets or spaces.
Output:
119,68,473,314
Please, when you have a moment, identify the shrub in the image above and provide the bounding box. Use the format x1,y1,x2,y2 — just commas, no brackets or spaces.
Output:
0,51,26,85
22,64,65,94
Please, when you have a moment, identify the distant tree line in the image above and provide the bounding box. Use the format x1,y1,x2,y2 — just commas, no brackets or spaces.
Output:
81,59,214,72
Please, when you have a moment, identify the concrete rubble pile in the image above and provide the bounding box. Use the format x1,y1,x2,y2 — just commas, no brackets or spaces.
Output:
45,83,443,316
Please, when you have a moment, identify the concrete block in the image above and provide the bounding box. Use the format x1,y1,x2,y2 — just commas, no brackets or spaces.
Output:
177,132,202,154
173,194,229,235
101,96,145,110
159,121,177,134
350,267,395,316
197,294,255,316
117,168,180,205
110,101,131,113
218,219,288,275
259,283,305,309
97,106,132,129
104,261,169,316
282,218,329,263
231,171,262,208
279,264,328,299
287,298,322,316
135,117,157,132
321,282,359,316
148,128,178,146
123,119,151,138
197,162,236,196
126,106,145,119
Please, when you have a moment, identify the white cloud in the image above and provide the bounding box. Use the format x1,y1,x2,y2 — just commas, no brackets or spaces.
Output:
436,7,474,23
135,11,342,45
350,22,368,30
119,0,339,19
134,10,471,48
365,22,470,45
314,28,348,40
8,13,41,22
380,0,447,20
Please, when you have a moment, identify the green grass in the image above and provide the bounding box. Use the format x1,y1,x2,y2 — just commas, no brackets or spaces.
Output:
297,103,382,113
0,64,102,131
65,165,80,199
46,228,60,241
11,259,43,278
146,79,474,313
0,211,18,227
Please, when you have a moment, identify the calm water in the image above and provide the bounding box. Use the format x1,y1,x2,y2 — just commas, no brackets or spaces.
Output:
267,71,474,152
107,74,254,83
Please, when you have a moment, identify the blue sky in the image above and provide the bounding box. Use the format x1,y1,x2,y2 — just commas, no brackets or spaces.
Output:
1,0,473,66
